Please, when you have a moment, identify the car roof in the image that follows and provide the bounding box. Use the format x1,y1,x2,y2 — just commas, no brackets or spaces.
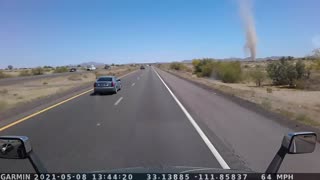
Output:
98,76,114,78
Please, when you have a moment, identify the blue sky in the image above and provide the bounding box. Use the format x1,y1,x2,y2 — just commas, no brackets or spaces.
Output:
0,0,319,68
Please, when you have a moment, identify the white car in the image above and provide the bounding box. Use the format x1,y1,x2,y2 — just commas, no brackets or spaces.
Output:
87,65,96,71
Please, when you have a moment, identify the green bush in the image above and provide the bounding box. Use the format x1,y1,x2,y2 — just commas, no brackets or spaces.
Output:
216,62,242,83
19,70,31,77
170,62,185,71
31,67,44,75
53,66,69,73
312,59,320,70
250,69,266,86
192,58,214,77
192,59,242,83
295,60,305,79
266,59,308,87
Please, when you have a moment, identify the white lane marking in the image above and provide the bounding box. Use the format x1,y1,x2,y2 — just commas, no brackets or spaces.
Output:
131,83,135,86
152,67,230,169
96,123,101,126
114,97,123,106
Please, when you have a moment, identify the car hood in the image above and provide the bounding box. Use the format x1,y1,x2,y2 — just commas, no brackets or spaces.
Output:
92,166,254,173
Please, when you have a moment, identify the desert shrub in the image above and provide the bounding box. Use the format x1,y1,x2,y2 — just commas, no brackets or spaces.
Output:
266,59,308,87
53,66,68,73
19,70,31,76
266,87,273,93
192,59,202,74
43,82,48,85
295,60,305,79
249,69,266,86
200,62,214,77
192,58,213,77
243,64,249,68
192,59,214,77
216,62,242,83
170,62,186,71
312,59,320,70
31,67,44,75
192,59,242,83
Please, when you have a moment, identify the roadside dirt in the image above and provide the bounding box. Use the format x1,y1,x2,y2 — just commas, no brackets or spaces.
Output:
159,66,320,128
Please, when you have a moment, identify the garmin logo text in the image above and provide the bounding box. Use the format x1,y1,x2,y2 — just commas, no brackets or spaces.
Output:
0,174,31,180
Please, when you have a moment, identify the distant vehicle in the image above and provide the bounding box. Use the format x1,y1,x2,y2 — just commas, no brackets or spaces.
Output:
87,65,96,71
69,68,77,72
104,65,110,70
140,65,145,70
93,76,121,94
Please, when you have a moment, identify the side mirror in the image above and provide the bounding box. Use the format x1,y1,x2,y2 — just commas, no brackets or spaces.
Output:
266,132,317,173
0,136,31,159
282,132,316,154
0,136,47,173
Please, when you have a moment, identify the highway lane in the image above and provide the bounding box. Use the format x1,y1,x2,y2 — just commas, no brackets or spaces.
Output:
0,67,222,172
156,68,320,173
1,66,319,173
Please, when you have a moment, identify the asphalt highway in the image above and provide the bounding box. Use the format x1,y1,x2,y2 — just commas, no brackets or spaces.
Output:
0,66,319,173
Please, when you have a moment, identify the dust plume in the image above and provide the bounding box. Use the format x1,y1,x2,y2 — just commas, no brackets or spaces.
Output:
238,0,257,61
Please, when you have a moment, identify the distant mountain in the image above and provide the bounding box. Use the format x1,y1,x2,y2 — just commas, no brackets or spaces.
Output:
181,60,192,63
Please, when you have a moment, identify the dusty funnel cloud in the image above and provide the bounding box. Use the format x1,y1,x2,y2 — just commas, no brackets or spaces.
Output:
238,0,257,61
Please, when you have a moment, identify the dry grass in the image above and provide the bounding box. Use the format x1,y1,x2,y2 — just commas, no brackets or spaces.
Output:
0,100,8,111
277,109,295,118
67,74,83,81
1,69,54,78
0,88,9,95
261,99,272,110
295,113,320,127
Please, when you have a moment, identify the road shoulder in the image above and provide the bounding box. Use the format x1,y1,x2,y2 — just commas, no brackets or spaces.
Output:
158,68,320,140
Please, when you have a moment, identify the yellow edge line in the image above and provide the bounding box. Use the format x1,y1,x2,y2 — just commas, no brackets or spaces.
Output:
0,70,138,132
